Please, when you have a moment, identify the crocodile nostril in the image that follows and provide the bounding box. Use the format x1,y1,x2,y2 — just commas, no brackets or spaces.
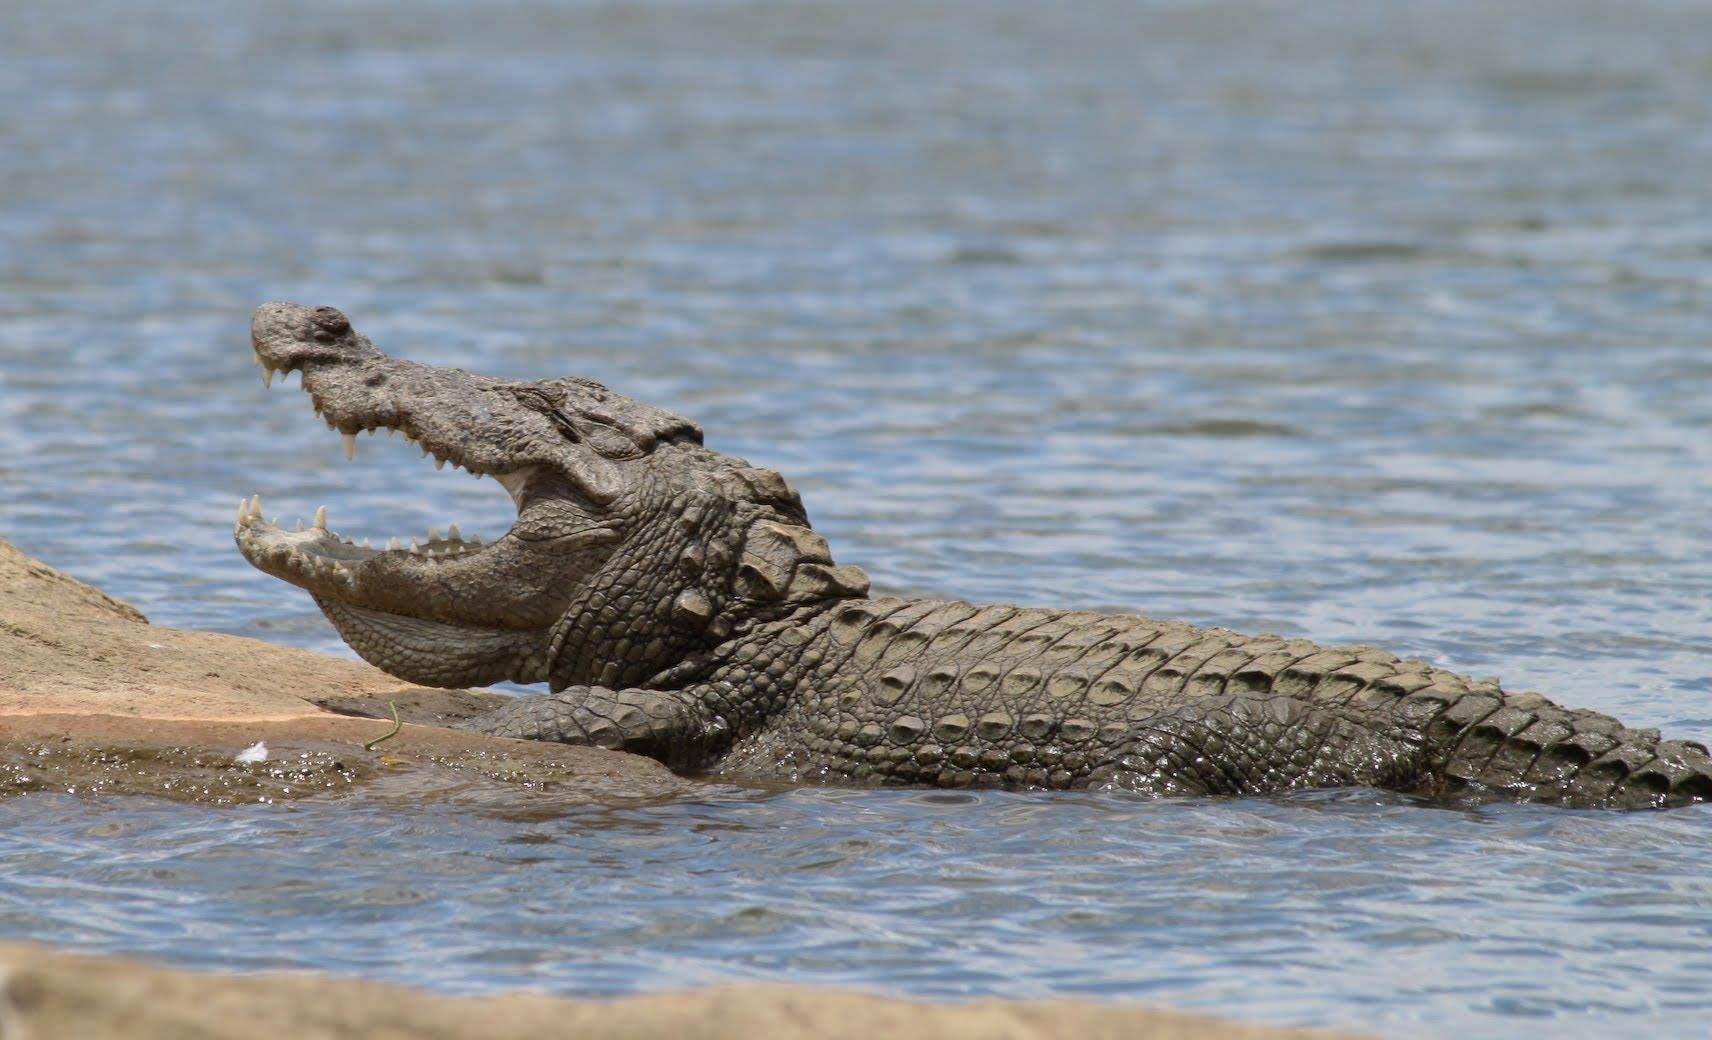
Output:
311,307,351,335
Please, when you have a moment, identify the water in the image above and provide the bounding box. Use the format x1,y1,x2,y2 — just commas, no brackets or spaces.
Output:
1,0,1710,1036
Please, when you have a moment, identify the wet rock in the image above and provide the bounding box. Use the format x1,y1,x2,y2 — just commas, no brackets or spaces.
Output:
0,536,690,806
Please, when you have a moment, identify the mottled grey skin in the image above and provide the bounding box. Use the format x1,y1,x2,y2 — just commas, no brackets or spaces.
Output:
239,302,1712,809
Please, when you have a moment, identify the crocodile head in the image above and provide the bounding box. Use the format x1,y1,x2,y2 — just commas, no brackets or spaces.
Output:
237,302,868,690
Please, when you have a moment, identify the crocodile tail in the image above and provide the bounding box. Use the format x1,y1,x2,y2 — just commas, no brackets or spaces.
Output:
1391,686,1712,809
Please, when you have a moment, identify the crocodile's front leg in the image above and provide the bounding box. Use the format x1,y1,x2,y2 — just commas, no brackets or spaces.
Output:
459,685,734,770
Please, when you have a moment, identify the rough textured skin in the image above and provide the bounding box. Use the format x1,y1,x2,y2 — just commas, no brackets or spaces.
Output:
240,303,1712,809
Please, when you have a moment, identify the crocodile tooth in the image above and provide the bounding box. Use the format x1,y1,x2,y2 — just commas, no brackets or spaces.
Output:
262,368,274,389
362,537,372,549
294,519,305,532
235,500,247,526
313,506,327,530
427,527,439,542
342,433,357,460
468,534,482,546
447,524,461,542
247,495,262,520
387,537,399,551
434,456,445,470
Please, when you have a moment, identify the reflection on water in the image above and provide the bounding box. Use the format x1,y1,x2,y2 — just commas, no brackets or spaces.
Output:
1,1,1710,1037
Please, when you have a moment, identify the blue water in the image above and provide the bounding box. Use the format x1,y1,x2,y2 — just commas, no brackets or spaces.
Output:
2,1,1711,1036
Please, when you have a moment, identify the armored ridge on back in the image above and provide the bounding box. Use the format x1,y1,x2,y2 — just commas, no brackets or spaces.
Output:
236,301,1712,809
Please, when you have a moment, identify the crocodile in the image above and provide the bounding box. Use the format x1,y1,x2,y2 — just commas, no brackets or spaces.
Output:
237,301,1712,809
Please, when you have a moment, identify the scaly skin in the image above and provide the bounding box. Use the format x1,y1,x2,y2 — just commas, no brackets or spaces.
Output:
239,302,1712,809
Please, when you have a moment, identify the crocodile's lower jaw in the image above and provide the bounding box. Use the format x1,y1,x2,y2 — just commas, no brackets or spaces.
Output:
316,598,550,688
234,498,490,594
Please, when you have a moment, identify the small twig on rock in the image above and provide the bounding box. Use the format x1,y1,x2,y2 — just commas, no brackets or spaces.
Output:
363,700,402,751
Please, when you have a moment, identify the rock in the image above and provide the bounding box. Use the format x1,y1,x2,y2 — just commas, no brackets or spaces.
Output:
0,942,1355,1040
0,536,691,805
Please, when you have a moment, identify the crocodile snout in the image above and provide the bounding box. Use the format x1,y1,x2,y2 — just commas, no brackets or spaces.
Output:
251,300,377,375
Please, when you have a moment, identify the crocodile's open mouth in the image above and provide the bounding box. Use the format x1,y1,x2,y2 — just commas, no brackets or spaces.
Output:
234,301,646,684
232,368,530,594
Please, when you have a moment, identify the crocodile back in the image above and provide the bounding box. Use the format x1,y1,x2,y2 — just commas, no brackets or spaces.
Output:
727,597,1327,786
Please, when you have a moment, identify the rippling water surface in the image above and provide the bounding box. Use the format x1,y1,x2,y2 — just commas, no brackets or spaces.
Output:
2,1,1710,1037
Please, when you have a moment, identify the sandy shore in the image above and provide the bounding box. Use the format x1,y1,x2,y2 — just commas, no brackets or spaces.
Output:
0,536,1360,1039
0,942,1351,1040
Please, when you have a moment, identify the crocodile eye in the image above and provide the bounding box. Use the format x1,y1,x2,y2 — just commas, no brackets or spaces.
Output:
311,307,350,335
584,424,643,460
